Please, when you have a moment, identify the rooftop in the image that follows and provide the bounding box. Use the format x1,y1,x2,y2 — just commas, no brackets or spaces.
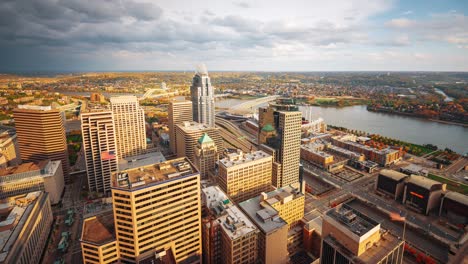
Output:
239,189,291,234
324,231,403,263
0,160,61,184
202,186,258,240
0,192,43,262
16,105,52,111
112,157,198,191
325,203,379,237
407,175,443,190
81,212,115,245
444,192,468,207
109,95,138,104
177,121,214,132
218,150,271,168
118,151,166,171
262,185,304,207
379,169,408,182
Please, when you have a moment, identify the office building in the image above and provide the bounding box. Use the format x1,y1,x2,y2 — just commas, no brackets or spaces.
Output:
111,157,202,263
201,186,258,264
0,160,64,204
81,111,118,193
375,169,409,201
239,194,289,264
190,64,215,127
194,133,218,180
0,127,20,167
330,137,403,166
13,105,70,182
403,175,446,215
217,150,272,203
168,100,193,154
81,212,119,264
175,121,223,163
0,192,53,264
321,202,404,264
258,98,302,188
110,96,146,158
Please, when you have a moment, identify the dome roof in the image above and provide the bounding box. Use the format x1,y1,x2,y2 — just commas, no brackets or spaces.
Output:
261,124,275,132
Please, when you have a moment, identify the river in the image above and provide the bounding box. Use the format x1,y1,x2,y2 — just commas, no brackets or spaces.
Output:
216,99,468,154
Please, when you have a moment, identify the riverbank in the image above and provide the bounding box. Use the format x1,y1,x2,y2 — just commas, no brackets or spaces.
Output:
367,107,468,127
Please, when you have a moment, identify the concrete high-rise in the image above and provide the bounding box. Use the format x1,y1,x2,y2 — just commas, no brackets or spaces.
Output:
201,186,258,264
13,105,70,182
110,96,146,158
0,192,53,264
110,157,202,263
81,111,118,193
258,98,302,188
175,121,223,164
194,133,218,180
217,150,273,203
190,64,215,127
168,100,193,155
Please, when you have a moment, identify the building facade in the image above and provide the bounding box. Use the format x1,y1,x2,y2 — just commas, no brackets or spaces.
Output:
0,192,53,264
111,157,202,263
110,96,146,158
190,64,215,127
13,105,70,182
175,121,223,164
0,128,20,167
258,99,302,188
81,212,119,264
81,111,118,193
168,100,193,155
201,186,258,264
239,195,289,264
217,150,273,204
194,133,218,180
0,160,64,204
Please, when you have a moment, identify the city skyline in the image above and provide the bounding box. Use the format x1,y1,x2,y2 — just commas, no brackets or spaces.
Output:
0,0,467,72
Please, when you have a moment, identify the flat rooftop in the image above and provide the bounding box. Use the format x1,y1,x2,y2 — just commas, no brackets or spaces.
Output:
263,185,304,207
218,150,271,168
118,151,166,171
202,186,258,240
324,231,403,263
0,160,60,182
325,203,379,237
81,212,115,245
177,121,213,132
112,157,198,190
239,195,287,234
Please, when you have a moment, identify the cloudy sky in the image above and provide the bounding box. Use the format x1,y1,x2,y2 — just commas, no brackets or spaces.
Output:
1,0,467,72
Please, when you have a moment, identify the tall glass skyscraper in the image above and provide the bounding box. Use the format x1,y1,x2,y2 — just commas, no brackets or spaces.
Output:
190,64,215,127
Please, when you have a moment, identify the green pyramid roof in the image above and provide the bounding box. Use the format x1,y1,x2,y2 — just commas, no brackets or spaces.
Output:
198,133,214,144
261,124,275,132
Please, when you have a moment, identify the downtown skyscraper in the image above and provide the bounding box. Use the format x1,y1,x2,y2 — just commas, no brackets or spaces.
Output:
13,105,70,183
258,98,302,188
110,96,147,158
190,64,215,127
81,111,118,193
